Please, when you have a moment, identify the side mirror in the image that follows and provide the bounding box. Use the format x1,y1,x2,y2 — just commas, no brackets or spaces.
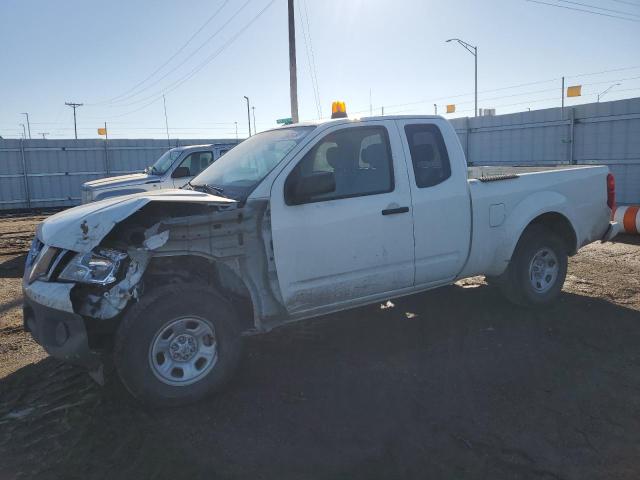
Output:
286,171,336,205
172,166,191,178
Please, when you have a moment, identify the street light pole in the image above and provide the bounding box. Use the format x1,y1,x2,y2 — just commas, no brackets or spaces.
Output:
244,96,251,137
19,123,26,139
446,38,478,117
162,94,170,147
598,83,621,102
252,106,257,135
288,0,299,123
21,113,31,139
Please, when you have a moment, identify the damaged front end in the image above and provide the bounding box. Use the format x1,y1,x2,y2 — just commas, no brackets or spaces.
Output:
22,228,165,380
23,189,288,379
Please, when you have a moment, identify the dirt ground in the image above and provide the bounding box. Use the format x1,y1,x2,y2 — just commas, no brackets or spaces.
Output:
1,213,639,480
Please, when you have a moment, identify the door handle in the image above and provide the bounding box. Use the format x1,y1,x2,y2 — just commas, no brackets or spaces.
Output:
381,206,409,215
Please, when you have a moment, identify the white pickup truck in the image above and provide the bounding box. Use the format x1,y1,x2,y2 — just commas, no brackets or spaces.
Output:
23,114,619,406
80,143,236,203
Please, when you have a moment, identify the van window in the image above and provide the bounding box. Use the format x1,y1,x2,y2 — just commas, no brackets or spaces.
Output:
404,124,451,188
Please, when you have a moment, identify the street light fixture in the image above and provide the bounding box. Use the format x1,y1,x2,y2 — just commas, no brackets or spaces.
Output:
446,38,478,117
20,113,31,139
598,83,621,102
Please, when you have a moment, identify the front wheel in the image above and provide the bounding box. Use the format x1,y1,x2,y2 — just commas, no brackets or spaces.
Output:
495,224,568,308
114,284,243,407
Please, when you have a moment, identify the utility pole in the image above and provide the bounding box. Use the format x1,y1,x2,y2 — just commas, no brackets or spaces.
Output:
235,121,238,141
38,132,49,139
252,106,257,135
369,89,373,116
21,113,31,139
434,104,438,115
561,77,565,119
381,106,384,116
288,0,299,123
162,94,170,147
65,102,83,139
244,96,251,137
446,39,478,117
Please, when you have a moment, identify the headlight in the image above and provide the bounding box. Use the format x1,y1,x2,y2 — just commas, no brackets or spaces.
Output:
27,244,60,284
59,248,127,285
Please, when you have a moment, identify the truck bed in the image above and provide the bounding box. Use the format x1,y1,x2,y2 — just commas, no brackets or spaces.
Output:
467,165,596,180
460,164,612,279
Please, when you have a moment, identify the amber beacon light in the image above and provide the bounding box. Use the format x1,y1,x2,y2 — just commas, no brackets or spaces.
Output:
331,101,347,119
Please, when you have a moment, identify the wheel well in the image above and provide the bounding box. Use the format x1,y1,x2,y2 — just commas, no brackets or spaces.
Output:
528,212,577,255
141,255,255,332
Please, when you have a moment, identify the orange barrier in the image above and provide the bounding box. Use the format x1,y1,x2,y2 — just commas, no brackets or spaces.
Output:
613,206,640,234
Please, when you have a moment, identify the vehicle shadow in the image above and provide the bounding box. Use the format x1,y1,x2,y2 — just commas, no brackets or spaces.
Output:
613,233,640,246
1,284,640,480
0,253,26,279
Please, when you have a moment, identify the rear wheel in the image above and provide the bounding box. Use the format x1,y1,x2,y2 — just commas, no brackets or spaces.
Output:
114,284,243,407
495,224,568,308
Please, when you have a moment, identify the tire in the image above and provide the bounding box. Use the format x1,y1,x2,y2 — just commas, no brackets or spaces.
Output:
496,224,568,308
114,284,243,407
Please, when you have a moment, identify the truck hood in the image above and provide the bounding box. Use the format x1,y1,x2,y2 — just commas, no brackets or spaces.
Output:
38,189,237,253
83,172,151,189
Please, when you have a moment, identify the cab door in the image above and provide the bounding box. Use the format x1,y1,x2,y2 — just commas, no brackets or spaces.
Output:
396,119,472,285
269,122,415,314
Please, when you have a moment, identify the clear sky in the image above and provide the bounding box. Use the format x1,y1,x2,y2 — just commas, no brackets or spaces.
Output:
1,0,639,139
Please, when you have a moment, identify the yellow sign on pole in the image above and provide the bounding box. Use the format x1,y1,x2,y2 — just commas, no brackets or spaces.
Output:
567,85,582,97
98,127,107,136
446,104,456,113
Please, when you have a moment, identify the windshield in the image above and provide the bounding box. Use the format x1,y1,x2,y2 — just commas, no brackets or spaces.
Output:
190,126,315,200
147,148,182,175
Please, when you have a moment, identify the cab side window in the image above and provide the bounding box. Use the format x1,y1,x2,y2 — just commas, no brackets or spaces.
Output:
179,151,214,176
285,126,394,205
404,124,451,188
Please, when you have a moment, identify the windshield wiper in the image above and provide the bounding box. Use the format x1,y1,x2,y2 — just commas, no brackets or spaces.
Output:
189,182,230,199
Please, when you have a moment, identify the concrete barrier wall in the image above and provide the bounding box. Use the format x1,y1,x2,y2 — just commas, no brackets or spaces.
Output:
1,97,639,210
0,138,237,210
450,97,640,205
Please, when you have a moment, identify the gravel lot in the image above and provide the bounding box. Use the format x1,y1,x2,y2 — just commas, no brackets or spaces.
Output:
1,213,640,480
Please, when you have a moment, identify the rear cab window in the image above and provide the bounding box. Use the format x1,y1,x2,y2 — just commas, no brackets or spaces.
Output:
404,124,451,188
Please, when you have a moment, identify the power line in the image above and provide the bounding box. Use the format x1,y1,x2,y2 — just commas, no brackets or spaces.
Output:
97,0,254,107
612,0,640,8
351,64,640,114
525,0,640,22
93,0,232,105
556,0,640,17
101,0,276,111
298,0,318,117
298,0,322,118
609,0,640,7
302,0,322,118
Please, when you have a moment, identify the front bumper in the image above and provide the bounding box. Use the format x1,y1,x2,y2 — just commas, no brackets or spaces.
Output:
23,282,102,370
